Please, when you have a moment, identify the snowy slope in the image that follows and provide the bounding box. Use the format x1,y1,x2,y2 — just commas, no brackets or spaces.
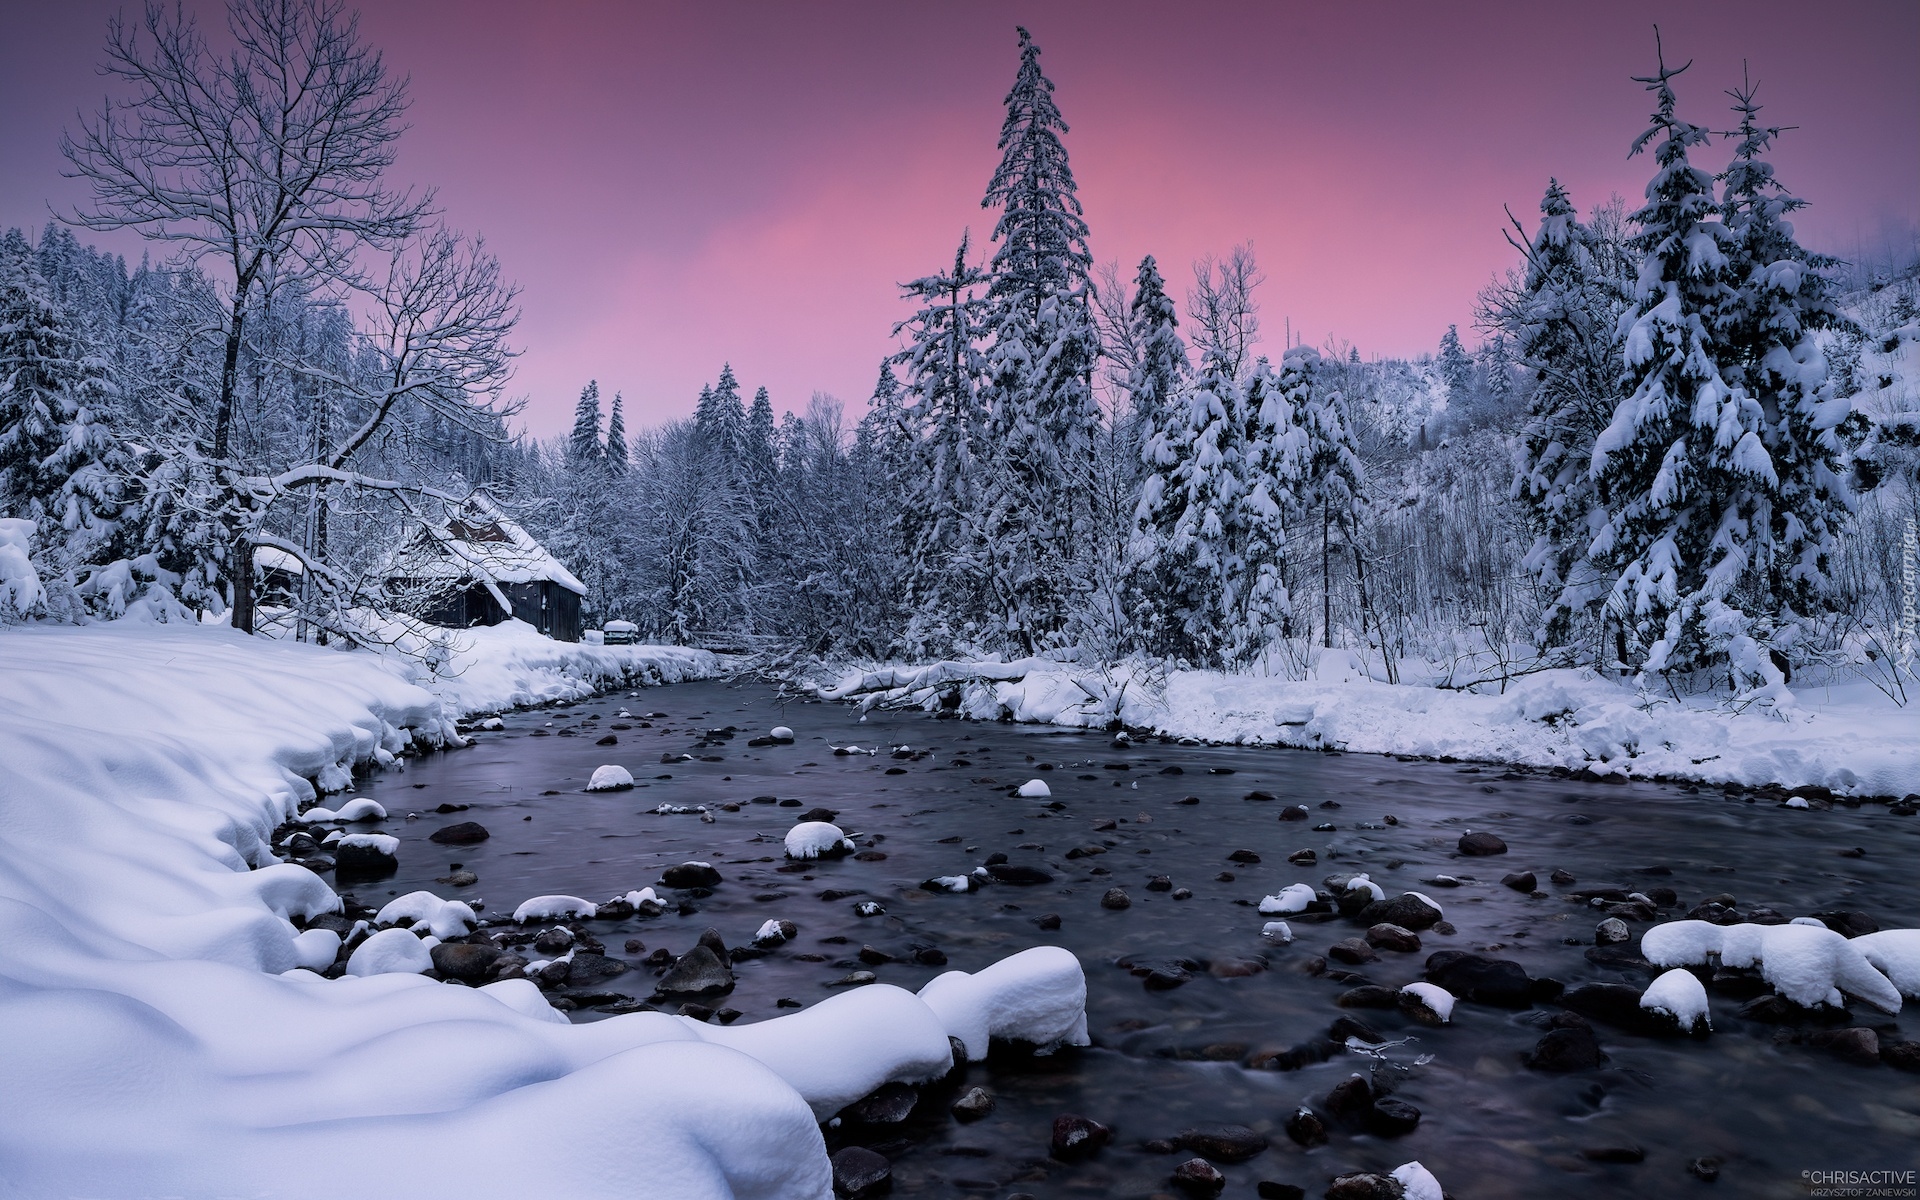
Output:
0,625,1084,1198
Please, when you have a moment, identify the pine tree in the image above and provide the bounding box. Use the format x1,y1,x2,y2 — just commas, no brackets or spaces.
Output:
1590,38,1743,676
975,27,1104,650
892,235,992,652
1712,74,1858,661
696,363,748,464
1120,255,1188,481
1437,324,1475,398
604,391,629,473
0,228,130,578
1507,179,1632,647
747,386,777,483
568,380,603,467
1275,346,1367,650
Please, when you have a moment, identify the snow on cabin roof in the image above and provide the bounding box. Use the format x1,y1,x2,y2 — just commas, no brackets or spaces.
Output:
253,546,304,575
388,501,587,595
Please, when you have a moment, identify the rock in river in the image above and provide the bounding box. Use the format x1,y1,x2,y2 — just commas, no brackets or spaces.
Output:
653,944,733,995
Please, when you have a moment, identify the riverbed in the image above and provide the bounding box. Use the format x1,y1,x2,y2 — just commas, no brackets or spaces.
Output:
346,680,1920,1199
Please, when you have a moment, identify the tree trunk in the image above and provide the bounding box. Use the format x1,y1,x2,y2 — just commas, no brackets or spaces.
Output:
216,298,253,634
1321,500,1332,649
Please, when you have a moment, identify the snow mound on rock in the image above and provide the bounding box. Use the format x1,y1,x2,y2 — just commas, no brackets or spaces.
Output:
1852,929,1920,999
334,832,398,856
1016,779,1051,798
376,891,477,939
1400,982,1454,1023
1642,920,1901,1013
1640,967,1711,1032
1259,883,1318,914
784,821,855,860
1393,1161,1445,1200
586,764,634,791
916,945,1089,1061
513,895,597,922
345,927,433,976
290,928,340,972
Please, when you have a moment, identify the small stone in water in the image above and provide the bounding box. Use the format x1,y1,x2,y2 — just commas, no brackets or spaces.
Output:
830,1146,891,1200
1170,1158,1225,1196
1049,1113,1112,1161
1595,917,1631,945
1101,888,1131,910
951,1086,995,1120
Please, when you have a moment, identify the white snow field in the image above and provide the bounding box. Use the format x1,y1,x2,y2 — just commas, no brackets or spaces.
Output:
0,625,1088,1199
825,656,1920,797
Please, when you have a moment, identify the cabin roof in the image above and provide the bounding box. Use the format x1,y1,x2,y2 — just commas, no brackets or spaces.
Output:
388,499,587,596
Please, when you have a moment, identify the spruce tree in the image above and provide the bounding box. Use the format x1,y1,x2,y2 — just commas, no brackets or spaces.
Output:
0,228,129,576
892,235,991,651
1590,39,1742,675
1275,346,1366,650
1508,179,1630,646
604,391,629,474
1437,324,1474,398
696,363,748,463
746,385,777,487
976,27,1103,650
1713,75,1857,654
567,380,603,467
1120,255,1188,482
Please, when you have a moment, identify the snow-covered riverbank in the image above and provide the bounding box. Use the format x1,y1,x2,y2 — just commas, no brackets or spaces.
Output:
0,624,1086,1199
823,658,1920,800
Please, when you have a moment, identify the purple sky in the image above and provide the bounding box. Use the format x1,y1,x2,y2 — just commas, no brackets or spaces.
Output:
3,1,1915,437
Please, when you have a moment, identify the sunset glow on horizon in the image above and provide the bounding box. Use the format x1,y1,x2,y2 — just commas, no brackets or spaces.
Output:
3,0,1913,437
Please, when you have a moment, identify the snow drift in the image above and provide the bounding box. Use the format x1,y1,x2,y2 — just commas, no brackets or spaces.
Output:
0,625,1086,1199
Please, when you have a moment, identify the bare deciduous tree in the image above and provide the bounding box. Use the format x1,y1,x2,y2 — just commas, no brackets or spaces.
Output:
1188,243,1263,378
62,0,431,632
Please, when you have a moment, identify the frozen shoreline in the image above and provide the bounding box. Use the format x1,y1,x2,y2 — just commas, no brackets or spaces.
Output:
822,657,1920,800
0,623,1087,1199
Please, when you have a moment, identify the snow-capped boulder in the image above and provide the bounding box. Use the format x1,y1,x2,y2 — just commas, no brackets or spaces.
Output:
376,891,477,939
345,927,433,976
290,928,341,972
513,895,597,923
1261,921,1294,943
332,833,398,873
1852,929,1920,999
916,946,1089,1061
1642,920,1901,1013
922,875,974,894
586,764,634,791
785,821,855,860
1392,1161,1445,1200
1640,968,1711,1034
770,726,795,742
1259,884,1318,914
333,797,386,822
1016,779,1051,798
1399,982,1455,1025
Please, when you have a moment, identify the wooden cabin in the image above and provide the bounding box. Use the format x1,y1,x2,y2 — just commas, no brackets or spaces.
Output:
386,501,586,642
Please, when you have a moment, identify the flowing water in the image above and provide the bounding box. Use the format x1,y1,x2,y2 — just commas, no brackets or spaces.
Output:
343,680,1920,1199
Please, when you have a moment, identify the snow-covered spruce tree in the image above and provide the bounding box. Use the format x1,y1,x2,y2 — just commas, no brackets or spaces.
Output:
567,380,603,467
1132,335,1243,663
1438,324,1475,399
696,363,748,464
1504,179,1634,650
1273,345,1367,651
747,386,777,486
976,27,1103,652
0,228,132,599
1712,76,1859,662
604,391,629,473
1589,42,1748,679
891,234,991,653
1120,255,1188,484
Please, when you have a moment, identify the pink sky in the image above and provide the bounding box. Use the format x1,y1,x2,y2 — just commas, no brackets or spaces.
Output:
3,1,1915,437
